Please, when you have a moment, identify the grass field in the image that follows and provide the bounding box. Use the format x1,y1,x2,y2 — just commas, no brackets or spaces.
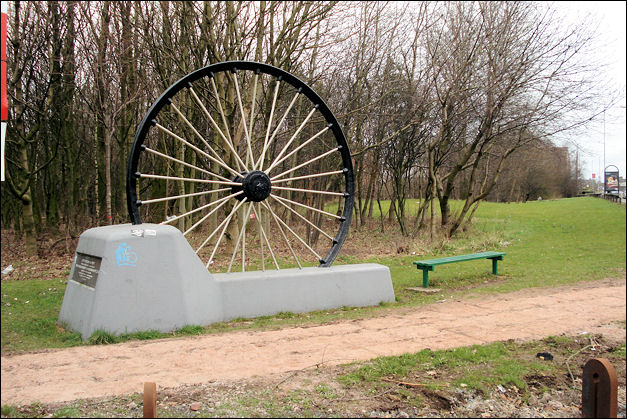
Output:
364,197,626,296
1,197,625,353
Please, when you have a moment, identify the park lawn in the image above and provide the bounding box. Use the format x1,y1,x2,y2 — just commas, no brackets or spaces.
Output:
1,197,625,353
363,197,626,301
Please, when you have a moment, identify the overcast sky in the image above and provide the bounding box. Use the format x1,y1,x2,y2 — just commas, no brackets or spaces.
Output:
553,1,626,180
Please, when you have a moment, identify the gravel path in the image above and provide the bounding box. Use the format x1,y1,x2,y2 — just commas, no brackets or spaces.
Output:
1,279,625,406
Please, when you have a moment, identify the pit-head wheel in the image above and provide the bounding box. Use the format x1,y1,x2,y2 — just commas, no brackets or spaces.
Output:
127,61,354,272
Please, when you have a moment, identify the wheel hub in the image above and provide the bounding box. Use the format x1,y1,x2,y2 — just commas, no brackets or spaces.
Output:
232,170,272,202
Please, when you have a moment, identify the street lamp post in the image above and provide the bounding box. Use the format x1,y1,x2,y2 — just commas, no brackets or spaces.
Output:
603,110,605,194
602,105,627,196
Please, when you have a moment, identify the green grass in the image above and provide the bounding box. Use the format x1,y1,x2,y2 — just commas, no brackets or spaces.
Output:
1,279,81,352
332,333,626,410
0,406,19,417
338,340,554,395
363,197,626,301
52,406,82,418
1,197,625,353
0,402,80,419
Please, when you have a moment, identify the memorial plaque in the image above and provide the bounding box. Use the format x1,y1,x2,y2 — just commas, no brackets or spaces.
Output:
71,253,102,288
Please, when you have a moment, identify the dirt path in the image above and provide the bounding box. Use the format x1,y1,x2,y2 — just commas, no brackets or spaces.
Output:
2,279,625,406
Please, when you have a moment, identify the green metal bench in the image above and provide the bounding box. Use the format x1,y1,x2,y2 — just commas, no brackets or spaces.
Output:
413,251,506,288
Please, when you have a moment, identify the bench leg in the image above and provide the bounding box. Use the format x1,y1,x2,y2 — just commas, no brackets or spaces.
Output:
422,269,429,288
491,259,498,275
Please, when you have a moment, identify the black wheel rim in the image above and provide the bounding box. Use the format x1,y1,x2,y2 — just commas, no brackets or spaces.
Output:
126,61,354,272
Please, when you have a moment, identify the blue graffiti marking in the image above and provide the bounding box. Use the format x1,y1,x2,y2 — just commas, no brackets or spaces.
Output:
115,242,137,267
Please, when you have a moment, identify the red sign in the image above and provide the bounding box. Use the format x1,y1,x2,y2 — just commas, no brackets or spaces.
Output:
1,61,6,120
592,173,596,179
1,11,6,61
1,8,6,121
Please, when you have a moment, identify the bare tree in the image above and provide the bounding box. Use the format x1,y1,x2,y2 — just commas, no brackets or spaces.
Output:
0,1,609,255
422,2,602,237
4,1,60,254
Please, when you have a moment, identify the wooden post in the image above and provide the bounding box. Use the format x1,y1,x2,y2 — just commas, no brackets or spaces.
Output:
143,382,157,418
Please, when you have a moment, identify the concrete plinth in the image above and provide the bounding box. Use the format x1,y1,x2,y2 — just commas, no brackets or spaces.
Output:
58,224,223,339
58,224,395,340
217,263,395,321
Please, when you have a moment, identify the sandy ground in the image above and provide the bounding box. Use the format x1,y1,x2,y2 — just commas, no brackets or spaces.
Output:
1,278,625,406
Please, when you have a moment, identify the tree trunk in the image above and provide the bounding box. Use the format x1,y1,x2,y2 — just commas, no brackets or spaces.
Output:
20,149,38,256
8,2,37,255
428,149,437,240
93,129,100,223
104,125,113,225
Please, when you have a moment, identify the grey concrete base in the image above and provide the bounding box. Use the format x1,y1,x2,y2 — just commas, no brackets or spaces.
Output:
58,224,223,340
59,224,395,340
216,264,395,321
